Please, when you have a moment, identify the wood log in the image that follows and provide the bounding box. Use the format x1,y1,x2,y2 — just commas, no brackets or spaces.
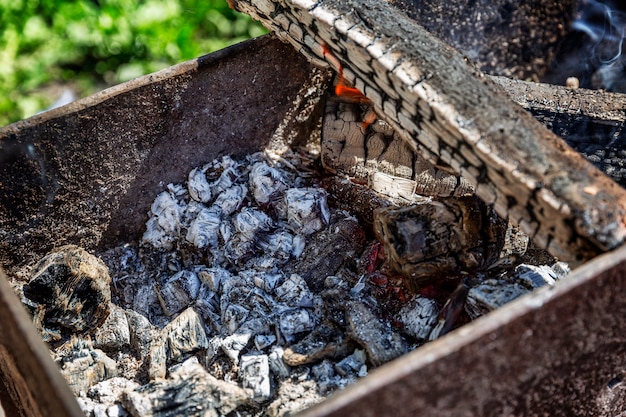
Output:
323,77,626,189
229,0,626,263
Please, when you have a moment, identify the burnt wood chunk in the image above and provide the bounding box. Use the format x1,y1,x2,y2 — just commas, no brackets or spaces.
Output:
490,76,626,187
22,245,111,343
373,196,507,291
230,0,626,263
322,98,474,198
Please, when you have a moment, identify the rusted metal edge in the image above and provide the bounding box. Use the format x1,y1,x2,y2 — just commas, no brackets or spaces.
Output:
0,268,84,417
230,0,626,263
297,244,626,416
1,61,193,138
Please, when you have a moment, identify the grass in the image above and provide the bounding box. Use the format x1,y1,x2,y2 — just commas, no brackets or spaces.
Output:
0,0,266,127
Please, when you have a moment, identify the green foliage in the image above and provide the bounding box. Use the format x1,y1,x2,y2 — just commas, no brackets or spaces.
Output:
0,0,267,126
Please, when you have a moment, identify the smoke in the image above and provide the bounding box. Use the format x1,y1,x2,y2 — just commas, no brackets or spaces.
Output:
571,0,626,91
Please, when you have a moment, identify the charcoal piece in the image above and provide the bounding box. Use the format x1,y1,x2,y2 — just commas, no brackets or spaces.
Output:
283,325,353,366
268,346,291,378
252,272,283,294
206,156,244,196
185,206,222,249
311,360,338,394
465,279,529,320
397,295,440,341
125,309,155,361
213,184,248,216
283,216,366,291
334,349,367,377
122,357,252,417
224,235,258,265
274,273,316,307
343,300,410,366
193,283,220,325
249,161,290,205
232,207,274,241
219,333,252,365
142,191,184,250
163,308,209,364
148,334,167,380
187,166,212,203
279,308,316,342
94,304,130,351
240,354,272,401
197,266,232,292
23,245,112,342
255,334,277,350
156,270,200,317
276,188,330,235
59,338,118,395
513,264,563,289
466,262,569,319
256,230,295,264
238,314,273,337
222,304,250,334
132,284,162,324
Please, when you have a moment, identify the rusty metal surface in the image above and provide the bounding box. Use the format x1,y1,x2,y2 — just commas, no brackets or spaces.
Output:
298,244,626,417
0,35,317,278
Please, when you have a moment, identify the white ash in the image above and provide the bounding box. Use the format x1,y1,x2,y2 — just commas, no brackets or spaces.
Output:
93,152,386,416
25,151,572,417
240,353,272,401
77,377,138,417
465,262,569,319
398,296,440,341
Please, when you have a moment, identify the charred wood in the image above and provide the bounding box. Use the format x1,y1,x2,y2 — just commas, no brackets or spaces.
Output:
490,76,626,187
231,0,626,263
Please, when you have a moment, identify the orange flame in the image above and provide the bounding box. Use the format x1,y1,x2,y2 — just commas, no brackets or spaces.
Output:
322,42,375,124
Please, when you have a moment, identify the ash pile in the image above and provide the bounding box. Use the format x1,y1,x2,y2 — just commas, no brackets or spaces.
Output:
15,151,569,417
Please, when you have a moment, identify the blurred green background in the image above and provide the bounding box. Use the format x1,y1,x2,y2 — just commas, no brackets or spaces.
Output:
0,0,267,127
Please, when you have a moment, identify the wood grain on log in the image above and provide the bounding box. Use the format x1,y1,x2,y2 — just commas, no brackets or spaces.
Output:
322,78,626,193
322,98,475,199
229,0,626,263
